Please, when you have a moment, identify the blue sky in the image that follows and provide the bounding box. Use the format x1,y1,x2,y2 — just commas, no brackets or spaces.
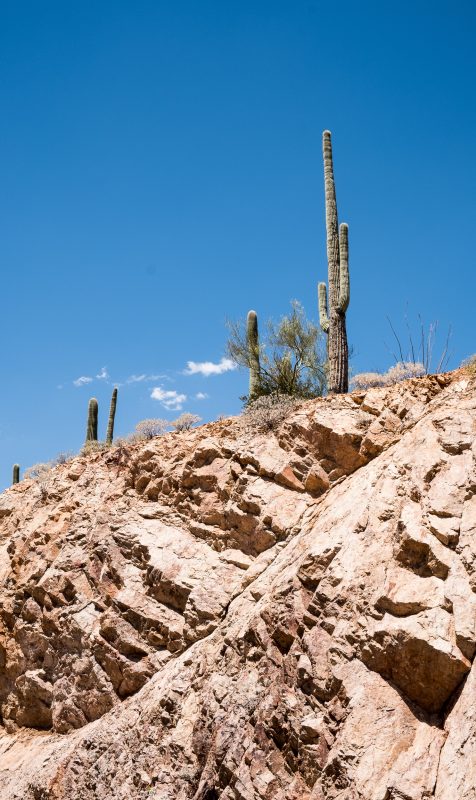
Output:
1,1,475,488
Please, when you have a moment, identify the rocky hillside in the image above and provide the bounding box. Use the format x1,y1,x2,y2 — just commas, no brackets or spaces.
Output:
0,372,475,799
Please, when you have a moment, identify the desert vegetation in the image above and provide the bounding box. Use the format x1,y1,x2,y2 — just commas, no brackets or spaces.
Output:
9,129,463,489
227,301,326,404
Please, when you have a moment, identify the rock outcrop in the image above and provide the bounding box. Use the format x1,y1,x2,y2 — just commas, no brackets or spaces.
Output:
0,371,475,799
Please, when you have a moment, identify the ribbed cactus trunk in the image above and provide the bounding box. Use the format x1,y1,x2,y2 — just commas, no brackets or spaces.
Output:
247,310,261,399
106,388,118,445
318,130,350,394
86,398,98,442
12,464,20,485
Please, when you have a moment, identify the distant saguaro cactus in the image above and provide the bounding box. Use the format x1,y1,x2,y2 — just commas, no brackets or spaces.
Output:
106,388,118,445
247,310,261,399
86,398,98,442
318,130,350,394
12,464,20,485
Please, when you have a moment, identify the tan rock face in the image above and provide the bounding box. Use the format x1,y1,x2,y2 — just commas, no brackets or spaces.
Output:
0,371,475,799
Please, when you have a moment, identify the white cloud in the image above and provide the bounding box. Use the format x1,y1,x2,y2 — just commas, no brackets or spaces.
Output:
96,367,109,380
127,373,168,384
151,386,187,410
73,376,93,387
195,392,209,400
185,357,236,377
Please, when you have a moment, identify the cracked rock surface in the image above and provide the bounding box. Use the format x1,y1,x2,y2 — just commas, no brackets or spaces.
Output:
0,372,476,798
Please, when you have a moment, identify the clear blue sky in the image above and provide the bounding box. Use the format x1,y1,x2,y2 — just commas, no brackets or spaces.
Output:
1,0,475,488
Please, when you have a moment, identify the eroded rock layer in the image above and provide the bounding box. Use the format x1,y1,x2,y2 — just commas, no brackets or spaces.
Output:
0,372,475,799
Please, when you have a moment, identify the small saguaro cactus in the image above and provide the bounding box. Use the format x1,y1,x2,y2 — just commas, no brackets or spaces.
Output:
86,398,99,442
247,310,261,399
318,130,350,394
106,387,118,445
12,464,20,485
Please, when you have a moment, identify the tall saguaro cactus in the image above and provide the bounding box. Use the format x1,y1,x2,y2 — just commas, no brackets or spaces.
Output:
86,398,99,442
247,310,261,399
318,130,350,394
12,464,20,485
106,388,118,445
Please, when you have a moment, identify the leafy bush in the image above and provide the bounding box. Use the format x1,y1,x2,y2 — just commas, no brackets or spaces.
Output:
241,394,300,433
227,301,326,402
135,419,169,439
171,413,202,432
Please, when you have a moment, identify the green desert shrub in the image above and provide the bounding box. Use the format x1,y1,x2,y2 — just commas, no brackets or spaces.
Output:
227,301,326,403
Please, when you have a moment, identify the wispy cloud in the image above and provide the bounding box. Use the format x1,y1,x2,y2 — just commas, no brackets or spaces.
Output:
185,357,236,377
73,376,93,387
151,386,187,410
195,392,209,400
96,367,109,380
127,373,168,384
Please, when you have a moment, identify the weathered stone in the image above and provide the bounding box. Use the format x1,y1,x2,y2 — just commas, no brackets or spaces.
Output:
0,372,474,799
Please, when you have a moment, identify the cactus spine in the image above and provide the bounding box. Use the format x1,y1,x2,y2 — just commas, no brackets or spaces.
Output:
86,398,98,442
318,130,350,394
12,464,20,485
247,310,261,399
106,388,118,445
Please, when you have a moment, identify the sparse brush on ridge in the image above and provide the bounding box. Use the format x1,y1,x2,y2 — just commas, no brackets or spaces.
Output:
171,413,202,432
461,354,476,376
351,361,426,391
318,130,350,395
227,301,326,403
24,463,52,480
86,398,98,443
80,441,109,456
106,388,118,445
24,462,53,499
12,464,20,485
135,419,169,439
242,394,300,433
52,451,74,466
385,314,451,375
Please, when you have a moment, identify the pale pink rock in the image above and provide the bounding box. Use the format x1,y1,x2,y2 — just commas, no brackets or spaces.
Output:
0,371,474,798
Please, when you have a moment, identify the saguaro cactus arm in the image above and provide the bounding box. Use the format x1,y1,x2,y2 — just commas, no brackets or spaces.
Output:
337,222,350,313
318,282,330,333
86,398,99,442
322,130,340,308
12,464,20,485
247,310,261,399
106,388,118,445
